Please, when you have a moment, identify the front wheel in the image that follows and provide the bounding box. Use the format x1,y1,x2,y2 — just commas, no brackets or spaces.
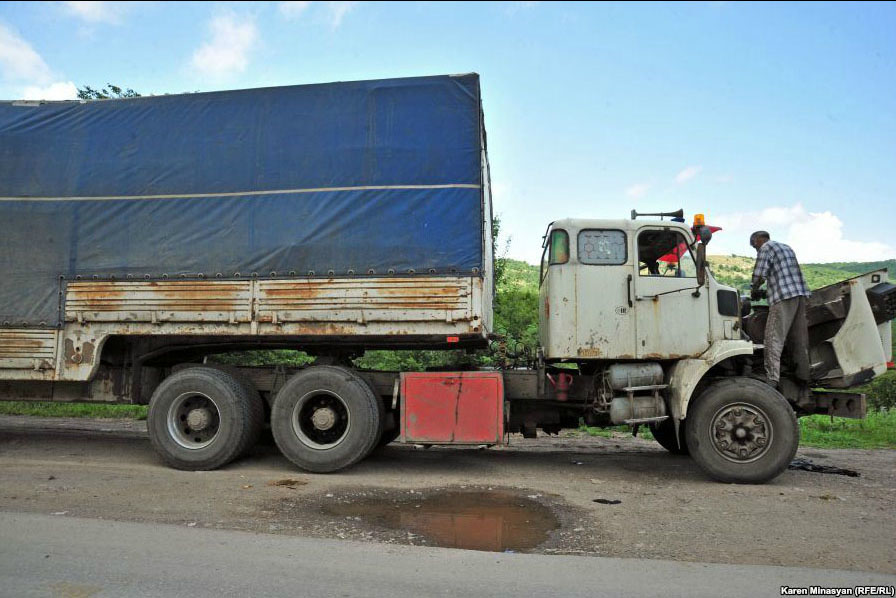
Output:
685,377,798,484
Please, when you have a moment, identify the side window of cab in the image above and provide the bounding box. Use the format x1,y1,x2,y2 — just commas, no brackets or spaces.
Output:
540,229,569,283
637,229,696,278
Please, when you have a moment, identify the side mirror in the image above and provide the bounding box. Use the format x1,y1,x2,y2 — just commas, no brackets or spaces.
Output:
696,243,707,287
698,225,712,245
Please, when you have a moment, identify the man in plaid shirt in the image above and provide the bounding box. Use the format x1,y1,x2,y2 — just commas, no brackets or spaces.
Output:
750,231,811,388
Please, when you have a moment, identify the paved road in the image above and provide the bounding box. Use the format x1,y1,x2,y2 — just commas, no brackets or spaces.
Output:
1,512,894,598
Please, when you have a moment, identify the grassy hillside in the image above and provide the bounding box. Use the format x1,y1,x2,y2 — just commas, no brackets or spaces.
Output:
501,258,540,290
706,255,883,292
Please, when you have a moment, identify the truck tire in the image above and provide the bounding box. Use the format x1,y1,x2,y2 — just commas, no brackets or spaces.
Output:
685,377,798,484
147,367,259,470
182,363,265,457
271,366,382,473
649,418,689,455
375,412,401,449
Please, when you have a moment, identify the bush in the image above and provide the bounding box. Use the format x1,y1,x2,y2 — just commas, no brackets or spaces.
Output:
862,370,896,410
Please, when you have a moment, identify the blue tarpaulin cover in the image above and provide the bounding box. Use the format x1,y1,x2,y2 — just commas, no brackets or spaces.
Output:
0,74,487,327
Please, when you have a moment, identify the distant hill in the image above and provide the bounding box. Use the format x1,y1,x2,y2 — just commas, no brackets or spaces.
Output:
500,258,540,290
706,255,891,292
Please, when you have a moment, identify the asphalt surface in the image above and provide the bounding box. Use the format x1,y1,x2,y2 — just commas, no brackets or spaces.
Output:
2,511,894,598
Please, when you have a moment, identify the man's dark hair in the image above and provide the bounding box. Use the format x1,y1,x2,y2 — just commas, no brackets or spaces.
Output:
750,231,770,246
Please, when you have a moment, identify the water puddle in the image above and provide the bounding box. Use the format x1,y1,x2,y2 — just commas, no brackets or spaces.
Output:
323,489,559,553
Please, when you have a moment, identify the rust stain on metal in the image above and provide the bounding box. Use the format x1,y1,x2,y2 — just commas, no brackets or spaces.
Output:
63,339,94,365
63,338,78,363
81,341,95,364
260,286,320,299
642,352,691,360
67,280,249,314
0,337,42,349
256,278,469,314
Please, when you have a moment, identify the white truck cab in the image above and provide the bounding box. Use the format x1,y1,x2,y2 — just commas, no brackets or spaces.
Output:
535,211,893,483
539,215,742,361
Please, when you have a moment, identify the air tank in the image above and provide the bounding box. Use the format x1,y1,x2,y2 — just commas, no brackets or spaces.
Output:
606,363,663,390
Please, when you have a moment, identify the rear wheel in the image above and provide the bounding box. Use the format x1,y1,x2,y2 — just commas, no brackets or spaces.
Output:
649,418,689,455
271,366,382,473
685,377,798,484
147,367,258,470
183,363,264,457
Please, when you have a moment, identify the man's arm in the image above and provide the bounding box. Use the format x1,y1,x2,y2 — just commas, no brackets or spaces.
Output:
751,246,770,299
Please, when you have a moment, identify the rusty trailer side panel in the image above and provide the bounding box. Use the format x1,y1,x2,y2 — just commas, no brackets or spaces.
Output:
0,329,58,378
256,278,473,324
65,280,253,324
0,276,487,382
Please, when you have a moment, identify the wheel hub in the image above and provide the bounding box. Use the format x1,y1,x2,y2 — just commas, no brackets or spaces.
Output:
167,392,221,450
311,407,337,431
292,391,351,450
186,408,212,431
710,403,772,463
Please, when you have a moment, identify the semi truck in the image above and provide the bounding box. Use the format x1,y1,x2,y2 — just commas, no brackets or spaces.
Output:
1,74,893,483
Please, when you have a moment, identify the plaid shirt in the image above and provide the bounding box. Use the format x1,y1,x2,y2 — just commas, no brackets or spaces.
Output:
752,240,810,305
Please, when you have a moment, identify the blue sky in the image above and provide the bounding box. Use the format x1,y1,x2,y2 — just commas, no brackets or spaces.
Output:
1,1,894,263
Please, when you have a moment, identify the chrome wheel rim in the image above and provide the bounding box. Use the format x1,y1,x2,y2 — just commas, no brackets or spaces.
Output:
292,390,351,450
709,402,773,463
167,392,221,450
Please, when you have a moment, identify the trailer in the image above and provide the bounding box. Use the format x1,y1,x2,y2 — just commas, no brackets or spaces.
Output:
1,75,893,482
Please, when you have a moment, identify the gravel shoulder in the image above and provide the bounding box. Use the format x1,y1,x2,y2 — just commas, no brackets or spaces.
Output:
1,415,894,573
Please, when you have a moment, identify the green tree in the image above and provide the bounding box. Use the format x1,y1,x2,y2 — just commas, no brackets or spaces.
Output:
492,214,510,288
77,84,140,100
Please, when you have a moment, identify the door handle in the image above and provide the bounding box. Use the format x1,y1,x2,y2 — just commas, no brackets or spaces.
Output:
627,274,633,308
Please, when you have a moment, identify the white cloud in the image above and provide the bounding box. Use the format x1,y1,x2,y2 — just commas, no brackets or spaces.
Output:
325,2,358,28
22,81,78,100
277,2,357,28
625,183,650,199
0,23,52,83
190,13,258,78
675,165,702,184
62,1,132,25
279,1,312,19
710,203,896,263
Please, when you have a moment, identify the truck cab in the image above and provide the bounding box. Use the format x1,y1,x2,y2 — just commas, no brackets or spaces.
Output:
533,211,893,483
539,215,741,362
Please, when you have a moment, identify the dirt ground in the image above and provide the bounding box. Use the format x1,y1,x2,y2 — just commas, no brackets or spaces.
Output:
0,415,894,573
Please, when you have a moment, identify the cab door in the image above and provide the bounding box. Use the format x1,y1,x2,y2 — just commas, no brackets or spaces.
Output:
633,227,710,358
573,228,638,359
